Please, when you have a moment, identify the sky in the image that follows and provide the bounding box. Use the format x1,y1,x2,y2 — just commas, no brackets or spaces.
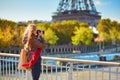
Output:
0,0,120,22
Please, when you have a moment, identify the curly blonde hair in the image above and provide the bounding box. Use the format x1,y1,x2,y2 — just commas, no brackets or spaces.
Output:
25,24,36,50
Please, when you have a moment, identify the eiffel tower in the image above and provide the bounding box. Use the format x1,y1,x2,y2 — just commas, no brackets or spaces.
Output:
52,0,101,27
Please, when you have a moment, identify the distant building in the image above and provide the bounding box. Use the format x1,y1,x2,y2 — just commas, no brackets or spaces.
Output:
52,0,101,27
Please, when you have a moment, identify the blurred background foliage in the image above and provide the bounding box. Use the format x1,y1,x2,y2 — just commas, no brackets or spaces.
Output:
0,18,120,48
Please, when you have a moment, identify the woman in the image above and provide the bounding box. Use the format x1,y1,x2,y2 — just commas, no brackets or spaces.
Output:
22,24,46,80
22,30,46,68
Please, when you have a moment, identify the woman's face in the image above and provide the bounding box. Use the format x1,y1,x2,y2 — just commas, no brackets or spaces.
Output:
38,31,43,36
32,26,37,35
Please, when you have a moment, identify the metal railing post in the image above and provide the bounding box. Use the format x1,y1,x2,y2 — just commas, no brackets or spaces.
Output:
26,71,32,80
0,61,1,80
116,67,119,80
67,62,73,80
108,67,111,80
88,65,91,80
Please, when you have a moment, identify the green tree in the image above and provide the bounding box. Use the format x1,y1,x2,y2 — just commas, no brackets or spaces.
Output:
36,23,49,31
50,22,62,32
50,22,64,44
72,23,93,45
117,23,120,41
44,28,59,45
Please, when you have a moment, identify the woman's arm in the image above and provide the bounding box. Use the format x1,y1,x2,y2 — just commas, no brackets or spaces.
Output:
32,39,46,49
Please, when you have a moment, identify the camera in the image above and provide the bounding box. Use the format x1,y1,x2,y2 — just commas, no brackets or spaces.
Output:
37,30,44,34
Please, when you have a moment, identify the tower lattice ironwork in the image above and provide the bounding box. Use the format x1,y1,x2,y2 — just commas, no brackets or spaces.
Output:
52,0,101,27
57,0,97,13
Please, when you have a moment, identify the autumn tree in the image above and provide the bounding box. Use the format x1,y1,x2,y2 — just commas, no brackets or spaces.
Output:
0,19,18,48
50,20,79,44
17,25,26,47
97,18,120,44
96,18,111,42
109,21,120,45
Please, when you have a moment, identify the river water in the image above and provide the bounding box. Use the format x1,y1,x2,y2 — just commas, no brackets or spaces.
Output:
70,52,120,61
47,52,120,61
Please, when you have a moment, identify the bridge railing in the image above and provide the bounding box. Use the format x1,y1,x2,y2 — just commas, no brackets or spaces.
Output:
0,53,120,80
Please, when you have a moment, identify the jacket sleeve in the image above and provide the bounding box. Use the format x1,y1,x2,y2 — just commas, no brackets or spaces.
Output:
32,39,46,49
